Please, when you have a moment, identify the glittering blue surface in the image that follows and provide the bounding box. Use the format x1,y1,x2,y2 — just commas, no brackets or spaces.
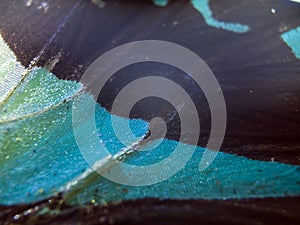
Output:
0,13,299,206
75,137,300,205
281,26,300,59
1,83,300,205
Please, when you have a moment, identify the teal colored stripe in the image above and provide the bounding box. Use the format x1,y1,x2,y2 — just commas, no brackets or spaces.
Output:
152,0,169,7
152,0,249,33
281,26,300,59
74,139,300,204
190,0,249,33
